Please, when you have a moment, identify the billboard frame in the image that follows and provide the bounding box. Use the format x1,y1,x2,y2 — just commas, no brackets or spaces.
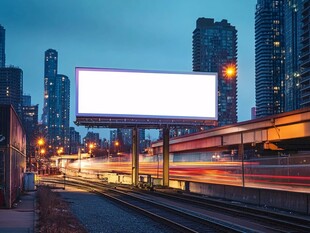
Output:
75,67,218,128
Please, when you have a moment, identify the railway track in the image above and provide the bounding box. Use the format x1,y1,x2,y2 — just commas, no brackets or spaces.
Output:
131,188,310,233
39,175,310,233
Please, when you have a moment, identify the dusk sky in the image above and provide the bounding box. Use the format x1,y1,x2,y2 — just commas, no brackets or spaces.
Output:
0,0,256,139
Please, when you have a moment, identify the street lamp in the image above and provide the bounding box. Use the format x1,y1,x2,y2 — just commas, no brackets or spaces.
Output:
88,143,96,157
115,141,120,162
89,143,94,153
115,141,120,153
57,147,63,156
40,148,46,156
36,138,45,173
38,138,44,147
223,64,236,79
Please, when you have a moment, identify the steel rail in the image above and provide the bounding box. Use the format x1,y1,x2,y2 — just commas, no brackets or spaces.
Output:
39,176,245,232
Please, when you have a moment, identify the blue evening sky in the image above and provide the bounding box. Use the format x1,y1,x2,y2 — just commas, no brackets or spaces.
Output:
0,0,256,140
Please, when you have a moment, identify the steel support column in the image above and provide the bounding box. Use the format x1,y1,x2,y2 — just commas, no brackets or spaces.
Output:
239,133,245,187
132,127,139,186
163,127,170,187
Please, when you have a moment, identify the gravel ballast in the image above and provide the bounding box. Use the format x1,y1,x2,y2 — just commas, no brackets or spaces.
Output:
57,188,174,233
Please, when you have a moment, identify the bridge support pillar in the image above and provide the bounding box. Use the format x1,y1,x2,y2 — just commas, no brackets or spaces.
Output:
163,127,170,187
132,127,139,186
239,133,245,187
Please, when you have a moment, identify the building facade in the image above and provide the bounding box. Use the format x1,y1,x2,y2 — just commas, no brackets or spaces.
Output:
0,67,23,117
300,0,310,107
69,127,81,154
21,95,39,170
0,105,26,208
0,25,5,68
42,49,70,154
56,74,70,153
42,49,58,126
192,18,238,127
22,94,31,106
255,0,285,117
284,0,303,111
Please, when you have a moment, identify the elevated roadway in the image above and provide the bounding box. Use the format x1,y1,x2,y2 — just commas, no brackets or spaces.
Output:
152,108,310,155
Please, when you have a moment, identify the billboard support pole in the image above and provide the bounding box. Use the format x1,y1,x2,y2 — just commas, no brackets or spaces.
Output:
132,127,139,186
163,127,170,187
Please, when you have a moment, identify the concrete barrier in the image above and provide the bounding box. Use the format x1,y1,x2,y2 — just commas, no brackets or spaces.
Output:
189,182,226,199
186,181,310,215
224,185,260,205
259,189,309,214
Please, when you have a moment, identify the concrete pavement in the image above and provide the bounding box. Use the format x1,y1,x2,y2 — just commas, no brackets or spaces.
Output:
0,191,36,233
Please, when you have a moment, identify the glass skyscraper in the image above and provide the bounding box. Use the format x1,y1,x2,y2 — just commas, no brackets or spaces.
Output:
300,0,310,107
193,18,238,127
255,0,285,118
57,74,70,153
255,0,310,115
0,67,23,117
42,49,58,126
0,25,5,68
42,49,70,154
284,0,303,111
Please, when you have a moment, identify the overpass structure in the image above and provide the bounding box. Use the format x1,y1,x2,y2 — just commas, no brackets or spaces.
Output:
152,108,310,181
153,108,310,154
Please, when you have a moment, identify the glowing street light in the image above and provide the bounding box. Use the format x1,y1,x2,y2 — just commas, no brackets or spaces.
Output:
224,64,236,79
88,143,95,155
40,148,46,155
57,147,64,156
37,138,46,157
36,138,46,173
38,138,45,146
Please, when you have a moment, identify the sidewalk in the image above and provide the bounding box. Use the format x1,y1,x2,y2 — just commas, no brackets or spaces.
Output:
0,191,36,233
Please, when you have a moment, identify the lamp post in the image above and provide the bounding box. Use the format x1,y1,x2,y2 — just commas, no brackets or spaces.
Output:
37,138,45,174
115,141,120,163
89,143,94,157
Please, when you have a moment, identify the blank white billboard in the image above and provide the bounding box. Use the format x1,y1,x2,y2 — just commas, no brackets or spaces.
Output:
76,68,217,121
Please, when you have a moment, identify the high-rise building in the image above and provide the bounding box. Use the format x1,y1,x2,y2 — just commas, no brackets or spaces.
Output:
42,49,58,126
69,127,81,154
255,0,285,118
21,103,38,139
22,94,31,106
42,49,70,154
193,18,238,127
300,0,310,107
57,74,70,153
284,0,303,111
21,95,38,170
0,67,23,117
251,107,257,120
110,130,117,145
0,25,5,68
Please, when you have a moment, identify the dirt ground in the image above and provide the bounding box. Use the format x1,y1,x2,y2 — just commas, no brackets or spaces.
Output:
36,186,87,233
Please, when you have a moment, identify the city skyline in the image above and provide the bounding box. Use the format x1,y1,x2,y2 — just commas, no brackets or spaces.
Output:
0,0,256,139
